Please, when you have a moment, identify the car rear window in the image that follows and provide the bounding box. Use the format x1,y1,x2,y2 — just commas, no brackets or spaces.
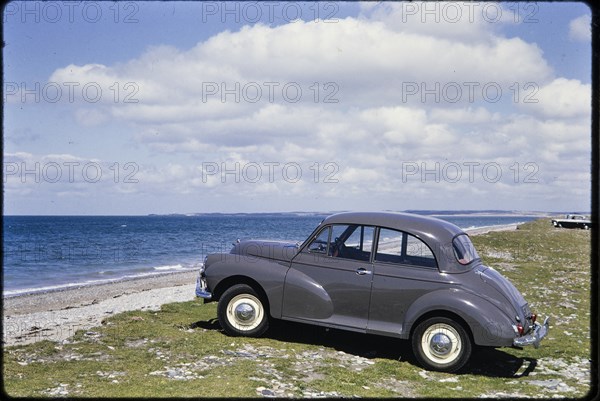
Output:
452,234,480,266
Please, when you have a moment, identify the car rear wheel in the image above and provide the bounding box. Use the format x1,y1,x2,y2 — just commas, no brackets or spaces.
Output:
217,284,269,337
412,317,472,372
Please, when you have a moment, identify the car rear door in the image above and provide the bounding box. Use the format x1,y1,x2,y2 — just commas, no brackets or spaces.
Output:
367,227,450,337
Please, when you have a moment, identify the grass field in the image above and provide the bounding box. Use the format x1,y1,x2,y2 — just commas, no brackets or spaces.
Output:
3,219,594,398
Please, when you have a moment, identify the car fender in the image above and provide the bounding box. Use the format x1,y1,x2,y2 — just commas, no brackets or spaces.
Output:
280,265,334,320
402,288,516,347
206,254,289,318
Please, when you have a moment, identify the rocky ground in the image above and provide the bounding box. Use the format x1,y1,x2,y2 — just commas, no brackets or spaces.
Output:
8,334,590,398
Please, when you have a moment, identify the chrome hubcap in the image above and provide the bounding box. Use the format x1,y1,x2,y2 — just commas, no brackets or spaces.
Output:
227,293,264,332
430,333,452,356
421,323,462,365
234,303,255,322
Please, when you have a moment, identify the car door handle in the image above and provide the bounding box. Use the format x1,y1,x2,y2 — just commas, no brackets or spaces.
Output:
356,267,372,275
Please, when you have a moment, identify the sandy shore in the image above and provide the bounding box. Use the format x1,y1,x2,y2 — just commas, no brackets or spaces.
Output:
3,271,198,346
2,223,519,347
464,223,520,235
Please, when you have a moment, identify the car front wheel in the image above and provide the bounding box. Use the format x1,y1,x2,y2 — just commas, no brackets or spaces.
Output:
412,317,472,372
217,284,269,337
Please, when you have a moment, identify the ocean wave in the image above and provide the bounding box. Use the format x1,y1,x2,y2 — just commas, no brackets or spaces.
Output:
153,264,184,271
3,265,201,298
3,278,117,297
98,270,118,276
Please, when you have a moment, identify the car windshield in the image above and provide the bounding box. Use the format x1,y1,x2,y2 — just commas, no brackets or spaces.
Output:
452,234,480,266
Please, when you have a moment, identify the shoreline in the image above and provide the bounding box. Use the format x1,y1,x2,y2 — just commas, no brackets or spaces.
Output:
463,222,521,235
3,270,198,314
2,223,520,346
3,269,199,300
3,270,198,346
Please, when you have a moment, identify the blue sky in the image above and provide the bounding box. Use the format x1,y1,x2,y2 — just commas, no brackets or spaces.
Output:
3,1,592,215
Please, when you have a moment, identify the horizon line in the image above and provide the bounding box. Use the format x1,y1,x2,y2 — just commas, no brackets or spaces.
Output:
2,209,581,218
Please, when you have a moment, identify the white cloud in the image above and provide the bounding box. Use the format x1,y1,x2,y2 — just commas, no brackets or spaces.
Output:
429,107,500,124
10,4,589,213
569,14,591,42
518,78,591,119
358,2,512,42
49,15,554,113
45,13,559,168
75,108,109,127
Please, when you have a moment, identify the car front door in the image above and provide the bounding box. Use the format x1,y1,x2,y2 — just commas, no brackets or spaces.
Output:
282,224,374,330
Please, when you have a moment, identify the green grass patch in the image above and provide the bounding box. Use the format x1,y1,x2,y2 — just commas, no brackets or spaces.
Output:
3,219,593,397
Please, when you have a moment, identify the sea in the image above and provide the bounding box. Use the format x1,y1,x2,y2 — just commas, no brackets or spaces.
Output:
2,213,540,297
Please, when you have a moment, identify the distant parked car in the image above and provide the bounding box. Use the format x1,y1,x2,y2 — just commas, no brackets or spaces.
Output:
196,212,549,372
551,214,592,230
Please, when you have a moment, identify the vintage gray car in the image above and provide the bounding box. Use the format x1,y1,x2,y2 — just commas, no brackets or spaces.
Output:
196,212,549,372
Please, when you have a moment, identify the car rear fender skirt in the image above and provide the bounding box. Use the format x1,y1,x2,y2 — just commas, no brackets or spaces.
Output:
402,289,516,347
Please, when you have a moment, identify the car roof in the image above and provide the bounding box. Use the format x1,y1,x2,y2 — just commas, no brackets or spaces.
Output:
322,211,465,244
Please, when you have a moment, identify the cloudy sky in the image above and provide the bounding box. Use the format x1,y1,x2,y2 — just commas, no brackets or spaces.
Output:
4,1,592,215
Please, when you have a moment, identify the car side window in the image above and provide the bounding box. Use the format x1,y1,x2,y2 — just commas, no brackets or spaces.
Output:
330,224,374,261
375,228,404,263
376,228,437,268
306,226,331,254
406,234,435,261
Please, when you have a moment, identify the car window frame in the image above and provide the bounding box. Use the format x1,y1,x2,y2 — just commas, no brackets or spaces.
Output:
302,225,332,255
300,223,376,262
373,226,439,269
330,224,375,261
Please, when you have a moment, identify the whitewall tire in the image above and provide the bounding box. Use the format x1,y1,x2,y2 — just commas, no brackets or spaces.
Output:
217,284,269,337
412,317,472,372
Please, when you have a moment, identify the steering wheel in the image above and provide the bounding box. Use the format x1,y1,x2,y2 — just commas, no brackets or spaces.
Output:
331,237,344,257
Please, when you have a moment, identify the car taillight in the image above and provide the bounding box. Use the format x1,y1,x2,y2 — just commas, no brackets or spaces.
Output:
517,324,524,336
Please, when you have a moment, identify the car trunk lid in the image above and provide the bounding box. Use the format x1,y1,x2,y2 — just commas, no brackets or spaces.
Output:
477,265,528,321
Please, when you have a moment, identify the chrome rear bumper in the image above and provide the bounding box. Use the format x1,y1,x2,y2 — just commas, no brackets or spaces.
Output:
513,317,550,348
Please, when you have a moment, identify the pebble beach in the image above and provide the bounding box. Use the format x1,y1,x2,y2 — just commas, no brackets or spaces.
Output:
2,224,519,346
3,271,197,346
